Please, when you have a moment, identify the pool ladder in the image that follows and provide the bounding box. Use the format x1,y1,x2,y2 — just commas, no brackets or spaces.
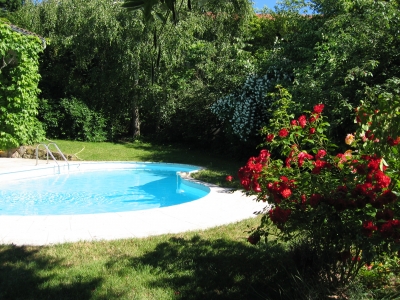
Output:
35,142,70,172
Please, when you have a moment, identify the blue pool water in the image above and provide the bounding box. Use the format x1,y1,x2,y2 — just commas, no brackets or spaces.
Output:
0,163,210,216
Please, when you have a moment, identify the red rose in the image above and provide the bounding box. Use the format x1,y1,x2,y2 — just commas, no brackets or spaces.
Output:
247,233,261,245
309,114,319,123
379,221,394,238
290,120,298,126
309,193,322,207
269,207,291,224
365,130,374,141
315,149,327,159
239,178,251,191
392,219,400,228
367,156,381,171
226,175,233,182
353,183,373,197
259,149,270,161
279,128,289,137
312,159,329,174
281,188,292,198
297,151,314,167
314,159,328,168
280,176,289,182
298,115,307,128
266,134,274,142
374,170,391,189
312,167,322,174
387,136,400,146
313,104,325,114
309,127,316,134
285,157,292,168
362,220,377,237
252,181,262,193
354,162,367,175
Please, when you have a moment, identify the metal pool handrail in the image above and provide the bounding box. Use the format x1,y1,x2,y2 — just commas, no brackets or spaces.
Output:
47,142,69,170
35,142,70,171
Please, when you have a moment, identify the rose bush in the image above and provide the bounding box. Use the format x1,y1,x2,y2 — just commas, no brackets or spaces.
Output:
239,85,400,286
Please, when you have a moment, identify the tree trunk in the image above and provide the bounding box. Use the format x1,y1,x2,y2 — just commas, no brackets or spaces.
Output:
132,104,140,138
132,64,140,138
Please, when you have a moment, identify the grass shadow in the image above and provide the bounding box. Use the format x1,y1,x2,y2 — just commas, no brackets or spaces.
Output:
0,244,105,300
1,232,397,299
104,234,307,299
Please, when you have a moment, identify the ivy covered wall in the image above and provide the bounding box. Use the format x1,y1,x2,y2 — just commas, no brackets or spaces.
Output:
0,21,45,149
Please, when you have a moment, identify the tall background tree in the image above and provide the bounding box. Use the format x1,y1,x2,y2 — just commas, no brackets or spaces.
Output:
8,0,398,157
211,0,400,148
0,0,23,12
10,0,254,150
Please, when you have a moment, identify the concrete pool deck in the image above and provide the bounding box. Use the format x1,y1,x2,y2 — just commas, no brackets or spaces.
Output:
0,158,267,246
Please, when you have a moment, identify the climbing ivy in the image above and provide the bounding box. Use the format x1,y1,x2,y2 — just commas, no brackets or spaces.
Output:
0,22,45,149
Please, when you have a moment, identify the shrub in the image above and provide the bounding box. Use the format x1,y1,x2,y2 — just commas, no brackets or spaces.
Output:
210,71,291,142
39,97,107,142
240,86,400,288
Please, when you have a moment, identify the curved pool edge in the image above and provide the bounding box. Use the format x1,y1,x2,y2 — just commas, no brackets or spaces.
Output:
0,158,268,246
0,160,207,183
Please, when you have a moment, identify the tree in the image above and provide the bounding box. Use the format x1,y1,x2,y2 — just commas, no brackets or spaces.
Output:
11,0,254,146
284,0,400,142
0,0,23,12
121,0,249,23
213,0,400,147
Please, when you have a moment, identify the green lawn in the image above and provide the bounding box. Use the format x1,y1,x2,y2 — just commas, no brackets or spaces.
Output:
1,140,399,299
0,217,279,300
46,139,244,188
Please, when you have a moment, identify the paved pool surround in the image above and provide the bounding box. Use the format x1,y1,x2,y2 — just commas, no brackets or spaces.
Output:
0,158,267,246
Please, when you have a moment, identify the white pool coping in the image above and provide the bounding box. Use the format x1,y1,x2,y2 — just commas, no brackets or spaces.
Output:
0,158,268,246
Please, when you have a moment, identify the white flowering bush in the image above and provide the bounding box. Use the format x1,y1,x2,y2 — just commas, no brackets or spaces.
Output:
210,71,290,141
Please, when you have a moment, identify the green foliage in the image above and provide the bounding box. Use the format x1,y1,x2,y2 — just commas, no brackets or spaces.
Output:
136,0,255,145
239,87,400,290
353,77,400,194
0,22,45,149
282,0,400,141
148,28,254,144
39,98,107,142
121,0,251,24
246,10,297,65
0,0,22,12
11,0,254,147
220,0,400,149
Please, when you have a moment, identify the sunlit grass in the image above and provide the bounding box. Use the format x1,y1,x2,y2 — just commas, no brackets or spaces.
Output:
41,139,244,188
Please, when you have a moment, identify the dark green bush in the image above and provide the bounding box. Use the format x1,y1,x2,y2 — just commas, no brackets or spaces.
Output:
38,97,107,142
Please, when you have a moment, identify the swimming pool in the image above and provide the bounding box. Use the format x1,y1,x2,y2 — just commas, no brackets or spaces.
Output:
0,162,210,216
